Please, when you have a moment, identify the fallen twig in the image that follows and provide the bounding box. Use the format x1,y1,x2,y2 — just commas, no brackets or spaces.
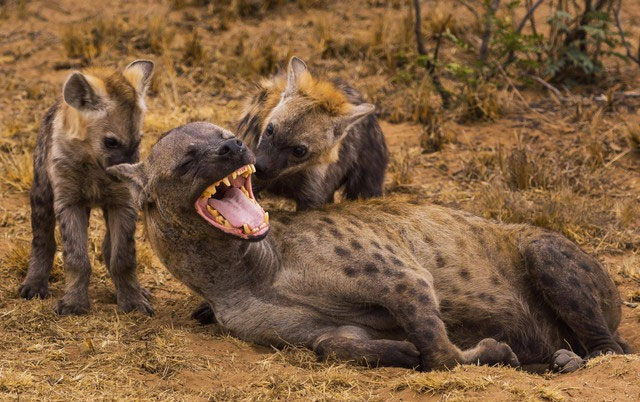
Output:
613,0,640,67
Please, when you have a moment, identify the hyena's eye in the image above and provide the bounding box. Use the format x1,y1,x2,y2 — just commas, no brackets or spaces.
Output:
103,137,121,149
292,145,308,158
265,123,274,137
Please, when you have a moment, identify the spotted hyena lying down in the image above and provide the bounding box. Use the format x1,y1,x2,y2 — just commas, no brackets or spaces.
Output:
108,122,629,372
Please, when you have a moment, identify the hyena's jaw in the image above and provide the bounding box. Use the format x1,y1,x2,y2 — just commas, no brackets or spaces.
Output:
195,163,270,240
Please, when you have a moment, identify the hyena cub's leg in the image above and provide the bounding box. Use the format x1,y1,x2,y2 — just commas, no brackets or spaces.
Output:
54,204,92,315
104,204,153,315
20,171,56,299
313,325,420,368
523,233,626,373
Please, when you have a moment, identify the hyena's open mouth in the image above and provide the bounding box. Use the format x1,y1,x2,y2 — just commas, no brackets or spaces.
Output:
195,164,269,240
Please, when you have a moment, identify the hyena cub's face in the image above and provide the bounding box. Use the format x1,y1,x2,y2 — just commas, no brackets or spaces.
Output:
254,57,374,181
58,60,154,167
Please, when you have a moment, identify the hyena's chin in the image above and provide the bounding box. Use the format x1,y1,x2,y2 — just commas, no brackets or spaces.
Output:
194,163,270,240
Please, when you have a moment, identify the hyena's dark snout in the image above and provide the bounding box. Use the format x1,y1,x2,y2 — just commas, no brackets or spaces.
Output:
216,138,255,168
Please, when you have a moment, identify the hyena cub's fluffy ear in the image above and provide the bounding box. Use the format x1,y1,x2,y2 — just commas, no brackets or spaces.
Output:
335,103,375,140
63,72,105,111
284,56,308,96
123,59,155,96
62,59,154,112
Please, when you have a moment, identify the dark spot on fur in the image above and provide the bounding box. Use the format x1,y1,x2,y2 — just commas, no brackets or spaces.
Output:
424,234,433,244
335,246,350,257
395,283,407,293
578,261,593,272
459,269,471,280
418,294,430,303
329,227,343,240
372,241,381,250
440,300,452,311
390,256,405,267
456,237,467,248
350,240,363,250
405,304,416,316
422,329,434,341
279,216,292,225
451,286,460,295
343,267,357,277
435,253,445,268
568,275,582,289
417,279,428,287
491,276,500,286
373,253,385,262
539,272,554,287
385,245,395,253
320,217,335,225
364,263,379,274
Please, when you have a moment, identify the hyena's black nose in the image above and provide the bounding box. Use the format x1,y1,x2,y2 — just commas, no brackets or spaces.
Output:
218,138,246,156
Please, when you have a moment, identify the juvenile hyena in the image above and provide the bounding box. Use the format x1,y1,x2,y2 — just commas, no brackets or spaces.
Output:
110,122,629,372
19,60,155,316
237,56,388,210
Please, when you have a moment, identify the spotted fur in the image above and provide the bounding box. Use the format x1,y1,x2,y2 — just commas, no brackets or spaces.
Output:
111,123,628,372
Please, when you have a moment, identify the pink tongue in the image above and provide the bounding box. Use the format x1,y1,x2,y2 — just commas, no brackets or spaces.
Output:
208,188,264,229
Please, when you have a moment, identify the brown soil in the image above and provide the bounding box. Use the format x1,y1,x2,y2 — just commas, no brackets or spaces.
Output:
1,0,639,400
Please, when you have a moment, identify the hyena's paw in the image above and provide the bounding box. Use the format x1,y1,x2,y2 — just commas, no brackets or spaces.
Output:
54,297,90,315
472,338,520,367
191,302,217,325
117,290,154,316
375,340,421,369
551,349,584,373
18,281,49,300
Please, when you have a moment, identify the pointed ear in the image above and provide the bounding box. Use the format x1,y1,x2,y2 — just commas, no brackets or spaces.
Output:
106,162,150,208
284,56,308,96
335,103,375,139
123,59,155,96
63,72,104,111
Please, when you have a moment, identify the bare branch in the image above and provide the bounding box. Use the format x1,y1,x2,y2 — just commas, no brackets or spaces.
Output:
413,0,453,109
479,0,501,63
516,0,545,33
613,0,640,67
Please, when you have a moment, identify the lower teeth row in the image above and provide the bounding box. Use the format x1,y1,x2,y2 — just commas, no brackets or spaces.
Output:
206,205,269,234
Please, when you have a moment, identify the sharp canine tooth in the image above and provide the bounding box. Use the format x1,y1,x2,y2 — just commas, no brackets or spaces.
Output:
241,186,250,198
264,212,269,224
243,224,251,234
216,216,224,224
222,177,231,186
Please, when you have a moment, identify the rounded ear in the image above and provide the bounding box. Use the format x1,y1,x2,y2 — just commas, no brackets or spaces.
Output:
123,59,155,96
106,162,150,208
335,103,375,139
284,56,308,96
63,72,104,111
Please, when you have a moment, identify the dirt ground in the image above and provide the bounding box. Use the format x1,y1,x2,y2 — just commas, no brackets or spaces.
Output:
1,0,639,400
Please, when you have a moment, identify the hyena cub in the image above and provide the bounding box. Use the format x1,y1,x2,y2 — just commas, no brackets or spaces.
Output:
237,56,388,210
19,60,155,316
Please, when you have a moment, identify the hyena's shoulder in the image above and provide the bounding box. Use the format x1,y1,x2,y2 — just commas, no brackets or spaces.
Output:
236,75,286,150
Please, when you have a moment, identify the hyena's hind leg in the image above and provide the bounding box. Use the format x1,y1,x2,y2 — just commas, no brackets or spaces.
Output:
20,170,56,300
313,326,421,368
522,233,626,372
104,204,153,315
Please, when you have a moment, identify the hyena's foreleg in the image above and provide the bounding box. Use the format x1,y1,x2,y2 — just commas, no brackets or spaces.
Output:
522,233,626,373
20,171,56,299
105,204,153,315
54,204,92,315
101,207,111,273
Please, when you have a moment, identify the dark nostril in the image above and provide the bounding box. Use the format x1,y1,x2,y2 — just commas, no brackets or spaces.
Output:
218,138,245,155
218,144,230,155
